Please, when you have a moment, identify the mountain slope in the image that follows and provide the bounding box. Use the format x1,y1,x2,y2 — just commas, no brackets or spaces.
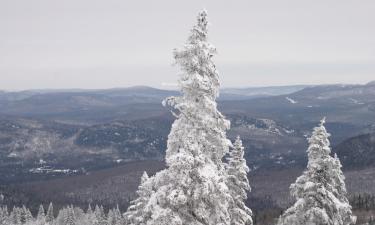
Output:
334,133,375,169
0,83,374,183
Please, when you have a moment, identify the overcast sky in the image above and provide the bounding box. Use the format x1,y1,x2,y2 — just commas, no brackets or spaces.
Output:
1,0,374,90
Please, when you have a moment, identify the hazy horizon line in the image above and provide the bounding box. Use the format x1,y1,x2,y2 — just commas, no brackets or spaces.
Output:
1,80,374,93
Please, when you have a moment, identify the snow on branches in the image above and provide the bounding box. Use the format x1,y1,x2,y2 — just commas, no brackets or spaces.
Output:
277,118,356,225
127,10,252,225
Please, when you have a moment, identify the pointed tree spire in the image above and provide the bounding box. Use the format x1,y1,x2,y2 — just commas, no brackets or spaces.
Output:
126,10,244,225
46,202,54,223
227,136,251,197
37,204,46,224
189,9,209,42
87,204,93,215
277,118,356,225
226,136,253,225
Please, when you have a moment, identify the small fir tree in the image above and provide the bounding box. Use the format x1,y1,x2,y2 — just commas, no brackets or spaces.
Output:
46,202,54,224
36,205,45,225
226,136,253,225
124,171,152,225
277,118,356,225
66,206,76,225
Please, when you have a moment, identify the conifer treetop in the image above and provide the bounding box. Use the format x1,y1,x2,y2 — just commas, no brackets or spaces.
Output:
226,136,253,225
141,171,149,183
125,10,238,225
189,10,209,42
163,9,230,166
228,136,249,173
278,119,356,225
167,9,221,104
307,117,331,166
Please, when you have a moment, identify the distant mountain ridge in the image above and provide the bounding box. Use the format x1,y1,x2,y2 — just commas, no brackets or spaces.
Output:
0,85,312,122
0,85,309,102
221,85,310,96
0,82,374,183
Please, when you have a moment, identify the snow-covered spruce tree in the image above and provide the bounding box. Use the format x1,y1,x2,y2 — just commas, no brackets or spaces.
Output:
46,202,54,224
36,205,46,225
66,206,76,225
125,10,250,225
277,118,356,225
124,171,152,224
22,205,33,224
86,204,96,224
9,207,20,225
93,205,106,225
0,206,8,225
107,209,116,225
226,136,253,225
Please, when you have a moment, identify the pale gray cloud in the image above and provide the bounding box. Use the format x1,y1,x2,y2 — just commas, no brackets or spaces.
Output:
0,0,374,90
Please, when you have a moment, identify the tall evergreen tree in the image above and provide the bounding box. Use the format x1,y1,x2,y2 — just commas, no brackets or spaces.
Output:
125,10,244,225
277,118,356,225
226,136,253,225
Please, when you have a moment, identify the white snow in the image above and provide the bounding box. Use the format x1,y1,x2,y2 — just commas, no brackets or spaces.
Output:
8,152,18,158
124,10,253,225
29,166,78,174
277,119,356,225
286,97,298,104
349,98,365,105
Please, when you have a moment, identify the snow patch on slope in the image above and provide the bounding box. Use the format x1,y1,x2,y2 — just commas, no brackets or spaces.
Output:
286,97,298,104
348,98,365,105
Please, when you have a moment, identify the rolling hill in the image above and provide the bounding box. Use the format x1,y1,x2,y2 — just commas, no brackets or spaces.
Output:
0,83,374,183
334,133,375,169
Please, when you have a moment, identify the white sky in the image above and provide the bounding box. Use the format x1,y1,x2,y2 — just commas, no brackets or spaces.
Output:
0,0,374,90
